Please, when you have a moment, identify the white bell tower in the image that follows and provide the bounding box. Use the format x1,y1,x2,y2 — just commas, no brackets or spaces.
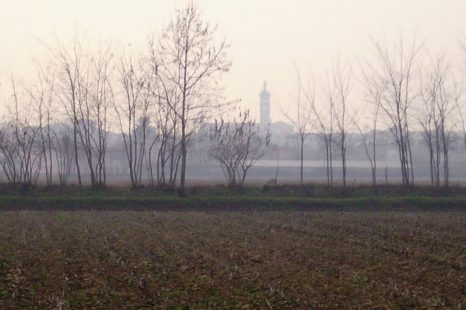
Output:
259,81,271,128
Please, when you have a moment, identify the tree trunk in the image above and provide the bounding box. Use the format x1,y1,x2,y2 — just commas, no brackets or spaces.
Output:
300,136,304,186
73,122,82,186
180,121,187,190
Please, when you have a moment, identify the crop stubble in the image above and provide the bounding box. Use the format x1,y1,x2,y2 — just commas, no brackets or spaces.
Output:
0,211,465,309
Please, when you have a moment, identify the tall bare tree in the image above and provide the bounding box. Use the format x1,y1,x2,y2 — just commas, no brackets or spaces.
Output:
420,57,440,187
54,38,113,187
358,64,383,188
436,61,456,188
328,59,353,187
419,54,458,187
30,64,55,186
369,36,423,187
87,45,113,185
53,36,86,186
310,90,334,187
115,53,153,188
279,66,314,185
148,41,182,187
156,2,231,190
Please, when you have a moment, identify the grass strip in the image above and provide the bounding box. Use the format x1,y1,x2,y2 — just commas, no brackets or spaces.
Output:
0,194,465,211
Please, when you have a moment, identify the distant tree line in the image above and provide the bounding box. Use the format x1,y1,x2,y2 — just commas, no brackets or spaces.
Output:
1,3,466,190
282,37,466,189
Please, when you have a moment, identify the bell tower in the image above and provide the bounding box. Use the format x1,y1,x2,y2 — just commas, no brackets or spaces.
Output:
259,81,271,128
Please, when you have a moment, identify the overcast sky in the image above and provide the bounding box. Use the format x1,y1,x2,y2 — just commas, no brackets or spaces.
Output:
1,0,466,122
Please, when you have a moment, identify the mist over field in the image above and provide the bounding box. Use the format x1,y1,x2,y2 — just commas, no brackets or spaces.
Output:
1,1,466,187
0,1,465,309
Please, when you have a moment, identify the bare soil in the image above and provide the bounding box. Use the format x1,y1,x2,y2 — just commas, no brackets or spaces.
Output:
0,211,465,309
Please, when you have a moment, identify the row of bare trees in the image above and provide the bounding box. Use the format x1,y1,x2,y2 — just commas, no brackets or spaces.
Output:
284,37,466,189
2,6,466,189
0,3,236,189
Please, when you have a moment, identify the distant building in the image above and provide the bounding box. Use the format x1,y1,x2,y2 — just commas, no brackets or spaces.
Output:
258,81,293,146
269,121,293,146
259,81,271,129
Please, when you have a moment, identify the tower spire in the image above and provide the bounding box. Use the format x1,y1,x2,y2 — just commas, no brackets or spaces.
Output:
260,81,271,128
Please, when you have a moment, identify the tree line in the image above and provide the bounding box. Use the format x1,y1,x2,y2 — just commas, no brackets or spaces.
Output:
0,3,251,190
1,3,466,190
282,37,466,189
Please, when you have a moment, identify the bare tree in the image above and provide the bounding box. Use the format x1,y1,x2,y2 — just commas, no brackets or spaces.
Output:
369,36,423,187
53,124,74,186
54,38,113,187
156,2,231,190
148,42,183,187
419,97,438,187
53,36,85,186
328,59,353,187
115,53,153,188
0,78,42,186
419,54,457,187
419,58,440,187
279,66,313,185
358,62,383,188
87,45,114,185
30,64,55,186
208,110,270,187
72,45,113,187
148,97,180,187
310,91,335,187
436,63,456,188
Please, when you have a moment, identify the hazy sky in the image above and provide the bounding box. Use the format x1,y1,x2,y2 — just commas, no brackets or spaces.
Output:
1,0,466,122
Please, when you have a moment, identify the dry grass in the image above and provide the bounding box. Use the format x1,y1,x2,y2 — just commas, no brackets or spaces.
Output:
0,211,465,309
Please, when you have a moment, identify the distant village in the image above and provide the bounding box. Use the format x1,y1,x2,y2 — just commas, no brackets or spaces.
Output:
92,82,466,185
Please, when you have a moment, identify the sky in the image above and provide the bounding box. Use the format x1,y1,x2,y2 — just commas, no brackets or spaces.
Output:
1,0,466,123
